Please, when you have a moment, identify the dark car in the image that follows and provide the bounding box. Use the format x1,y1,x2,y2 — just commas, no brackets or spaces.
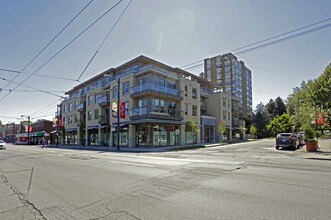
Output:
276,133,299,150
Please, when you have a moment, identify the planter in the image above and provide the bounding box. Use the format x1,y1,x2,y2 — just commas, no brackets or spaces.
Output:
306,140,318,152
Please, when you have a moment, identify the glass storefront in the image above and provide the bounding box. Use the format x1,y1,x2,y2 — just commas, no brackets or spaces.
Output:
136,124,179,147
112,126,129,147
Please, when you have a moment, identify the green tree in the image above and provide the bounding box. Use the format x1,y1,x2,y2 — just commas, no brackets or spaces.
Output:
61,125,66,145
253,102,270,138
79,120,85,146
266,113,293,136
217,122,226,142
185,119,199,144
274,97,286,116
266,99,276,117
250,125,257,138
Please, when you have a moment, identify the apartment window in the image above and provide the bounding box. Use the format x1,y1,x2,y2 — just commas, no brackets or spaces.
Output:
63,117,66,125
68,103,72,112
94,109,99,120
74,114,78,123
68,116,72,124
192,88,197,99
113,85,118,99
222,97,227,107
192,105,197,116
138,99,147,108
122,81,129,95
88,95,93,105
95,94,100,104
185,85,188,97
74,101,78,110
223,111,227,120
88,110,92,120
228,112,230,120
185,103,188,115
125,101,129,117
63,104,66,113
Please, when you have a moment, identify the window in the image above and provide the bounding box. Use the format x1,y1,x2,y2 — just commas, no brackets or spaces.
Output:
68,116,72,124
123,81,129,95
74,114,78,123
74,101,78,110
95,94,100,104
88,110,92,120
63,104,66,113
63,117,66,125
223,111,227,120
88,95,93,105
94,109,99,120
192,105,197,116
113,85,118,98
138,99,147,108
228,99,230,108
125,101,129,116
185,85,188,97
68,103,72,112
192,88,197,99
222,97,227,107
185,103,188,115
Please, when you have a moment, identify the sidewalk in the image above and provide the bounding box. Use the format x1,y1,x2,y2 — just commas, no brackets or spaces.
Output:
292,136,331,161
45,139,252,153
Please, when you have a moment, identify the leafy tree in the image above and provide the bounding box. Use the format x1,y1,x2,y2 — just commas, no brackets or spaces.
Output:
266,113,292,136
253,102,270,138
185,119,199,144
217,122,226,141
274,97,286,116
61,125,66,145
250,125,257,138
266,99,276,117
79,120,85,146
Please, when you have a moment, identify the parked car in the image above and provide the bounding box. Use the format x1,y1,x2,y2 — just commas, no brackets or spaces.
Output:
296,134,304,147
275,133,299,150
0,140,6,150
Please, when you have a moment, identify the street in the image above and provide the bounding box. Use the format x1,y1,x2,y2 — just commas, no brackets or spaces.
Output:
1,140,330,220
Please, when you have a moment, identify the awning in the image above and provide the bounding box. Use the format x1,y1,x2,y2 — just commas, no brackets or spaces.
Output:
125,119,185,125
65,128,77,132
87,125,99,130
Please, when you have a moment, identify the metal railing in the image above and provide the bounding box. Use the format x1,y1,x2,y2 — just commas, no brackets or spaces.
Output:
130,107,183,121
131,83,178,97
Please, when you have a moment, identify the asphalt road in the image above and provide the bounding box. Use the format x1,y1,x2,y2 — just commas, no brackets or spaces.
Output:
0,140,330,220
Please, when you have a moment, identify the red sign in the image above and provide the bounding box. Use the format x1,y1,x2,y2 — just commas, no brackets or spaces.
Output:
28,125,32,133
120,102,126,119
317,113,324,125
58,117,62,128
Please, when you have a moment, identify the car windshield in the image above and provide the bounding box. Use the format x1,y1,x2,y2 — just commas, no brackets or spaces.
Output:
0,140,4,143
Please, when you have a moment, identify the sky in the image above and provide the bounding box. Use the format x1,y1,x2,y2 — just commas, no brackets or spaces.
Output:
0,0,330,125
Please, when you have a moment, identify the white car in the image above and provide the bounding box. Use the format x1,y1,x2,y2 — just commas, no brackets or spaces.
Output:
0,140,6,150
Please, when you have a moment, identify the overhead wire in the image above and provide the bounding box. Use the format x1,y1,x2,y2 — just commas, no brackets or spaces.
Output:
77,0,133,82
1,0,94,91
0,88,66,93
1,77,64,98
0,0,124,104
29,98,63,117
0,67,77,82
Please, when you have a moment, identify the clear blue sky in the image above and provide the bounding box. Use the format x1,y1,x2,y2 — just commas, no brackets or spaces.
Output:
0,0,330,124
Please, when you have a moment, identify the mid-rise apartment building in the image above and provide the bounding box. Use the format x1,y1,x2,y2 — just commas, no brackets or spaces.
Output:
59,55,244,147
204,53,253,118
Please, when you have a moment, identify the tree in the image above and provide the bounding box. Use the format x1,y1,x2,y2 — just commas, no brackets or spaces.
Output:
266,113,293,136
239,125,246,140
61,125,66,145
185,119,199,144
217,122,226,142
79,120,85,146
253,102,270,138
250,125,257,138
274,97,286,116
266,99,276,117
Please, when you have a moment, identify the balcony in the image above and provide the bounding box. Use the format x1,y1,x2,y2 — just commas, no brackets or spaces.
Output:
130,83,180,100
130,107,183,121
77,102,86,112
201,102,207,111
98,95,110,106
98,116,110,125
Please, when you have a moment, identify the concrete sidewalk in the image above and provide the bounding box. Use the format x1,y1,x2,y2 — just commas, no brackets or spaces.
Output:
293,136,331,161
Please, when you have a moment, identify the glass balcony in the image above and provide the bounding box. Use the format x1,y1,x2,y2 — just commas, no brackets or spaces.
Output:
77,102,86,112
131,83,178,98
130,107,183,121
98,95,110,106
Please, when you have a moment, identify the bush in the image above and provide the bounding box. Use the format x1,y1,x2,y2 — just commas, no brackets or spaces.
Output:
303,127,317,142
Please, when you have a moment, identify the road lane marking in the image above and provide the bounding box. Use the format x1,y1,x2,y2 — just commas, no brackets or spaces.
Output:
105,160,156,168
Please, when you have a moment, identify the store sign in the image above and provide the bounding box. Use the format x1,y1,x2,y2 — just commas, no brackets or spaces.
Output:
28,126,32,133
112,102,118,117
120,102,126,119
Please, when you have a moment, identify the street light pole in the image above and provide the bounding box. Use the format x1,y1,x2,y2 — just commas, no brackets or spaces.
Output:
116,78,120,151
104,74,121,150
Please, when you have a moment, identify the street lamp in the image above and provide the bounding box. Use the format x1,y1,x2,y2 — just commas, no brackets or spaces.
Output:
104,74,121,150
21,115,31,144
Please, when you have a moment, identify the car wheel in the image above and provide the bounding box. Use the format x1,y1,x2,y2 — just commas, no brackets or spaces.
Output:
276,146,279,150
